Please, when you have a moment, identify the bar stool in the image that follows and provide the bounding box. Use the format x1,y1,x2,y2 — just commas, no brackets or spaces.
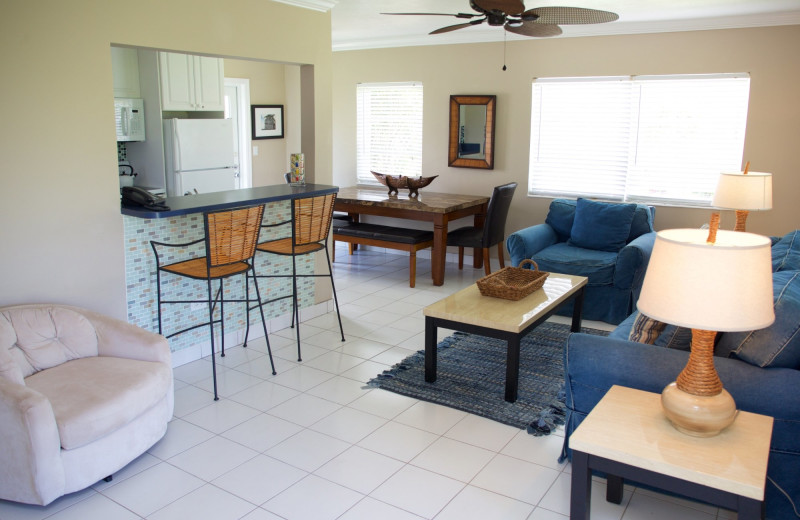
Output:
246,193,345,361
151,204,276,401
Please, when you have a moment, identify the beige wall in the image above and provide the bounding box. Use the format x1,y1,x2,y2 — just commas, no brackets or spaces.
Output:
332,26,800,243
0,0,333,318
223,59,295,186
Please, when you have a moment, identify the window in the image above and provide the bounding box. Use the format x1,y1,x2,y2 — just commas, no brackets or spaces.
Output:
529,74,750,206
356,82,423,185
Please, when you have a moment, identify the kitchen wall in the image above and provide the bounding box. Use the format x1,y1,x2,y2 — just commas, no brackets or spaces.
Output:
332,25,800,241
223,59,302,187
0,0,333,318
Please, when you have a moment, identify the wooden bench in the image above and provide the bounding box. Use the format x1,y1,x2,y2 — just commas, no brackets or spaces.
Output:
333,222,433,288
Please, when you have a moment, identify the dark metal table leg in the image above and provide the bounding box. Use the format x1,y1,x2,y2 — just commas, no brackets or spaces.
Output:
606,475,623,504
737,496,765,520
571,451,592,520
425,316,438,383
571,286,585,333
505,334,521,402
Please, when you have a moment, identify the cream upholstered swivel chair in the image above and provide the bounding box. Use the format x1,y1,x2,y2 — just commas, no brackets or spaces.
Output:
0,304,173,506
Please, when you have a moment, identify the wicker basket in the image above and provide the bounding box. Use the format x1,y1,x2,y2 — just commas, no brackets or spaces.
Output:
476,259,549,301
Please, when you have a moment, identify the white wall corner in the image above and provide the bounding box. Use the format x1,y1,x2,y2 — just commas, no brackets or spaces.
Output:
272,0,337,12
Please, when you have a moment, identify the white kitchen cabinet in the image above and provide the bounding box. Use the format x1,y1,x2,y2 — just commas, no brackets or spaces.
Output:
111,47,141,98
159,52,224,111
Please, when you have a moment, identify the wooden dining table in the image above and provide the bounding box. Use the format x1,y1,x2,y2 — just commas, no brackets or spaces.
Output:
334,186,490,286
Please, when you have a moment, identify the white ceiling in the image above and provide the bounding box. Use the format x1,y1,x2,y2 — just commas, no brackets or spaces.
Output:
329,0,800,51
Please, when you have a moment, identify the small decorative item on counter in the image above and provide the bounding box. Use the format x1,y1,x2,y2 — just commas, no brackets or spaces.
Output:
289,153,305,184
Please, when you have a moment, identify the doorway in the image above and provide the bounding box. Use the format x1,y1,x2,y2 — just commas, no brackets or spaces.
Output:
224,78,252,189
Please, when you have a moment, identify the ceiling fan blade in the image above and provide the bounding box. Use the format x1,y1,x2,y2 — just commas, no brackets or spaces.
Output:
523,7,619,25
381,12,480,19
505,22,563,37
472,0,525,16
430,19,485,35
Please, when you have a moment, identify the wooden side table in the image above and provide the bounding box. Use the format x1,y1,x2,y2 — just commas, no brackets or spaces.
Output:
569,385,773,520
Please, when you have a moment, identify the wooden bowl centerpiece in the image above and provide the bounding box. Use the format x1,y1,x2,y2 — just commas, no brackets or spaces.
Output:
406,175,438,197
371,171,408,196
371,171,438,197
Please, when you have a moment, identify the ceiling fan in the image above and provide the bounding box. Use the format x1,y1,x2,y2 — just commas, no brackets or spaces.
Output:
382,0,619,38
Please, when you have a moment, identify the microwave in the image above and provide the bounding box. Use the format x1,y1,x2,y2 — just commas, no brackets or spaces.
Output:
114,98,145,142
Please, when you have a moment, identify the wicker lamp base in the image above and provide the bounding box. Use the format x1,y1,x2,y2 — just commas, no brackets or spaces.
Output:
661,328,737,437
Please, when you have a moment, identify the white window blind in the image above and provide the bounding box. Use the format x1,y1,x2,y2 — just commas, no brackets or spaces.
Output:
529,74,750,206
356,82,423,185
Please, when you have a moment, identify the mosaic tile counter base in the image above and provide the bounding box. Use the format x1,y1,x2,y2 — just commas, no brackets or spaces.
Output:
123,201,315,353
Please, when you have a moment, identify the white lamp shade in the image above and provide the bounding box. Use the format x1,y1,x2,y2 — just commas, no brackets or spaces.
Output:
637,229,774,331
712,171,772,210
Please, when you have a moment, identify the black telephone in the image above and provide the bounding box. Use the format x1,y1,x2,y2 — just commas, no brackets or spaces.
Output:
121,186,169,211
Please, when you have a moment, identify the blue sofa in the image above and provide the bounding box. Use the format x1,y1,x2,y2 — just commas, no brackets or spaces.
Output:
506,198,656,324
562,230,800,519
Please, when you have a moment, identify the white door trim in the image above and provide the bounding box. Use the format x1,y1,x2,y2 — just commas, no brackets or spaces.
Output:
224,77,252,189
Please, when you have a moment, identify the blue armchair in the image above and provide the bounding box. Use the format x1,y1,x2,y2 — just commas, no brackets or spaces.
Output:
506,198,656,324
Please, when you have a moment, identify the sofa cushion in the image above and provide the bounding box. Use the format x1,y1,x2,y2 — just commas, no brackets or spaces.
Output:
568,198,637,252
545,199,576,241
772,230,800,272
533,242,617,285
0,315,25,384
628,205,655,242
716,270,800,368
25,356,172,450
1,307,99,378
654,325,693,351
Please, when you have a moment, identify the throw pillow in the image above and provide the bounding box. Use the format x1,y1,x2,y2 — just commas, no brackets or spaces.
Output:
654,324,693,351
628,313,666,344
716,271,800,368
545,199,576,241
771,230,800,272
568,198,637,252
626,312,692,350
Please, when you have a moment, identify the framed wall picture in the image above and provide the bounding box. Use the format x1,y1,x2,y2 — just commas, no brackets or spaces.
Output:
251,105,284,139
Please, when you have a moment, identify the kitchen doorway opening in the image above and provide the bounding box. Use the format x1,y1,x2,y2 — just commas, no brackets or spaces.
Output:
224,78,252,189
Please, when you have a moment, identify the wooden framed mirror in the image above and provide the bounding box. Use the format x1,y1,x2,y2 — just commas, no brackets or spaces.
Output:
448,95,496,170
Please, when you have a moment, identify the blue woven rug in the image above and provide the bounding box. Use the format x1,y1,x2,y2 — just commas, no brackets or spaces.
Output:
367,322,608,435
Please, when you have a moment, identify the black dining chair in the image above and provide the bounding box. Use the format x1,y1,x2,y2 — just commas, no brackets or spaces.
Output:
446,182,517,276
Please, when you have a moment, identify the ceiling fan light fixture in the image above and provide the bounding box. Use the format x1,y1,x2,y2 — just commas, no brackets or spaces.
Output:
384,2,617,39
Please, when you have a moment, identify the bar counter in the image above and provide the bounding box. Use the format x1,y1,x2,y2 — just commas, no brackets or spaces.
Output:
121,183,339,218
121,183,339,363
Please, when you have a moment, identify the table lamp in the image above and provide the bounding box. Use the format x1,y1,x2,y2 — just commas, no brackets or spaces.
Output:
637,216,774,437
712,162,772,232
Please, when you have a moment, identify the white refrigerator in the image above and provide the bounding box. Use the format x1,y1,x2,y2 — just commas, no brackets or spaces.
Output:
163,118,238,197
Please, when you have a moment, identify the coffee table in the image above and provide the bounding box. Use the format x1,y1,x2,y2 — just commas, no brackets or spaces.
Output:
423,273,587,402
569,385,773,519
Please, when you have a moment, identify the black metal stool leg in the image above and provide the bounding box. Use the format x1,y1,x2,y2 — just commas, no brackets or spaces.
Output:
250,265,277,375
207,278,219,401
155,269,163,335
219,280,225,357
325,247,345,342
243,272,250,348
291,254,301,362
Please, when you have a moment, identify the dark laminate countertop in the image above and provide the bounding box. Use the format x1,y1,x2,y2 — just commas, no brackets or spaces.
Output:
121,184,339,219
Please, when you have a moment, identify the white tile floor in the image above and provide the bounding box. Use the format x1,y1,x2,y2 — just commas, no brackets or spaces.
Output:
0,245,736,520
